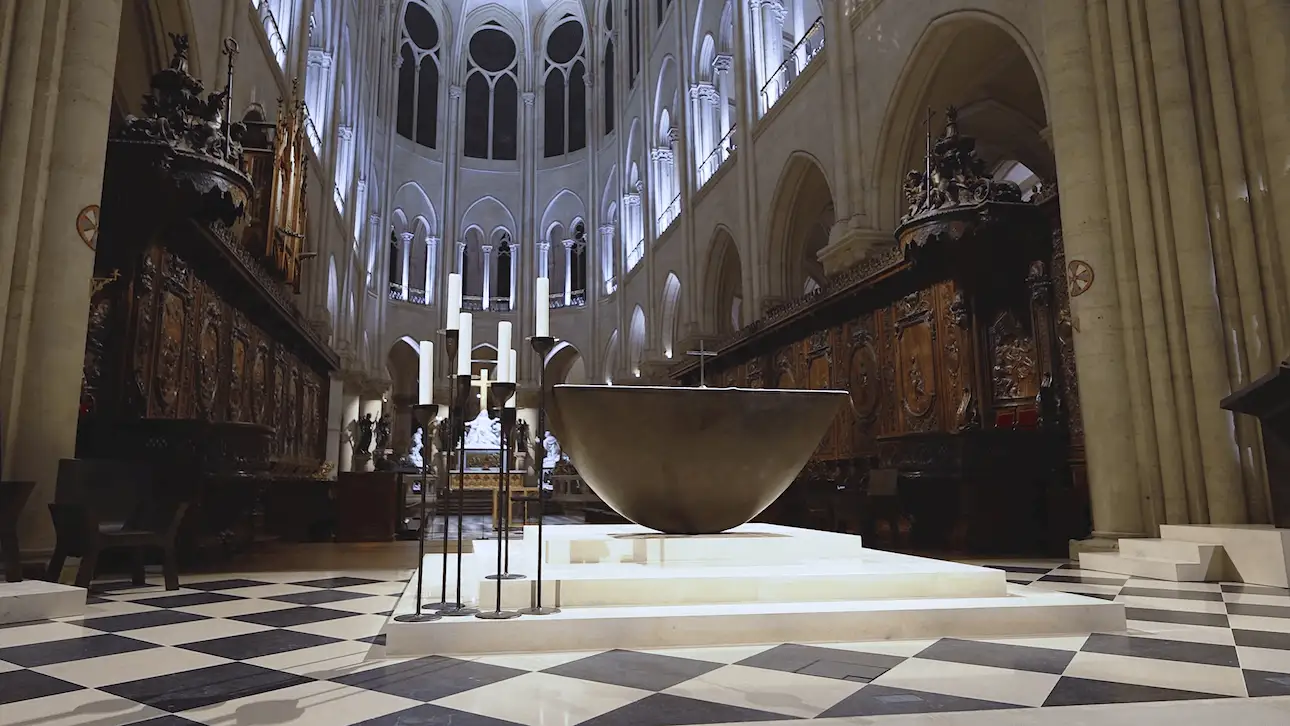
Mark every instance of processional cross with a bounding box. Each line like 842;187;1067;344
685;341;718;388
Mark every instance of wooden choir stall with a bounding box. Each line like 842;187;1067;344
73;36;339;561
673;108;1091;555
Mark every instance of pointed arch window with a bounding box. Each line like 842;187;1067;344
396;2;441;148
602;4;616;135
628;0;641;86
463;24;519;160
543;18;587;157
496;233;513;303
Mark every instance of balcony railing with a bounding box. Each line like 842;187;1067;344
462;295;512;313
549;290;587;309
656;193;682;233
627;240;644;270
257;3;288;70
388;282;404;301
604;276;618;295
698;124;737;188
759;19;826;115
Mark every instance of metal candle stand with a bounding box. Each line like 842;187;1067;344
477;381;520;620
429;329;461;612
393;402;441;623
439;373;479;617
519;335;560;616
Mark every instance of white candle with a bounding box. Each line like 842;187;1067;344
417;340;433;404
446;273;462;330
457;312;472;375
535;277;550;337
496;321;512;382
506;349;518;407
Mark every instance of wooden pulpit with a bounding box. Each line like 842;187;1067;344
1222;359;1290;527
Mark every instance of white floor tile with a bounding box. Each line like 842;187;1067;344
1124;579;1222;593
33;646;230;688
122;617;273;646
243;639;376;675
179;678;420;726
1063;650;1248;697
173;597;301;619
1026;580;1122;597
976;634;1091;652
871;656;1058;707
664;663;863;718
433;671;650;726
0;621;95;648
636;644;777;664
1223;592;1290;607
821;639;940;658
220;583;319;599
317;595;399;615
1229;613;1290;634
1125;621;1235;647
0;658;18;673
471;650;604;671
1117;594;1229;615
286;613;387;640
1;688;167;726
1237;645;1290;674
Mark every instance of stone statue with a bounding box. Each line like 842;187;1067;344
513;419;532;459
374;414;391;452
463;409;501;449
408;429;424;469
357;414;374;454
542;430;562;471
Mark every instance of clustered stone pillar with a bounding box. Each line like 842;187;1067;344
399;231;413;299
1043;0;1289;550
338;390;361;473
0;0;125;554
563;240;575;305
481;243;493;309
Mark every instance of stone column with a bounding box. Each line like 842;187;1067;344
481;244;493;309
399;231;412;299
426;235;438;304
538;240;551;279
1042;0;1145;546
748;0;767;111
600;224;616;293
324;373;344;478
563;240;574;305
508;244;518;309
338;389;361;472
713;54;734;139
4;0;124;552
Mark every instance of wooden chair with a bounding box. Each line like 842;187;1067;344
0;480;35;582
47;499;189;590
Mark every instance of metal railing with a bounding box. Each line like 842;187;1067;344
388;282;405;301
627;241;644;270
759;19;825;115
656;193;682;233
549;290;587;309
698;124;737;188
604;276;618;295
257;3;288;70
304;107;323;153
461;295;512;313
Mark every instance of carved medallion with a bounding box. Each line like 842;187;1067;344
154;291;185;416
1067;259;1094;297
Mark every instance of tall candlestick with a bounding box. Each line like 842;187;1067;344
496;322;512;382
418;340;433;404
446;273;462;330
535;277;550;337
506;348;518;407
457;313;473;375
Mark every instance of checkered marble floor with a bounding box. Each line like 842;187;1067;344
4;561;1290;726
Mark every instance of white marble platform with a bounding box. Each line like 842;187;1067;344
386;524;1124;656
0;579;87;625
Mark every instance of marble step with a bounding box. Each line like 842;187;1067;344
1119;538;1221;566
1078;546;1220;582
386;586;1126;656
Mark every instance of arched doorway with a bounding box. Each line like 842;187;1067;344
766;154;834;300
703;227;743;335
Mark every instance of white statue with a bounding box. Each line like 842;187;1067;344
408;429;424;468
463;409;502;450
542;430;562;471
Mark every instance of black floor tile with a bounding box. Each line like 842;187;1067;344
101;661;311;712
292;577;384;589
737;643;905;682
544;650;722;691
184;579;273;591
0;633;157;667
130;717;205;726
1037;573;1128;587
359;633;387;646
334;656;524;701
1222;583;1290;596
231;606;355;628
987;565;1057;574
131;592;244;609
1244;669;1290;697
821;684;1020;717
0;669;83;705
1044;676;1229;706
1226;602;1290;620
77;609;209;633
352;703;523;725
1233;629;1290;651
580;692;782;726
267;590;375;606
1081;633;1240;667
1125;607;1230;629
914;637;1075;675
180;629;342;660
1118;586;1225;602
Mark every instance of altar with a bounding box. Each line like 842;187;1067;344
442;389;531;531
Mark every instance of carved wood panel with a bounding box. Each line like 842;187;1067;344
807;330;833;459
894;291;939;433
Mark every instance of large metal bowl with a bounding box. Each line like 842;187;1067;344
547;385;850;534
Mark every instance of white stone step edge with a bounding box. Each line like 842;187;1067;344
1078;551;1217;582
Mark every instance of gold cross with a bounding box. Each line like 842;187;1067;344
469;368;491;408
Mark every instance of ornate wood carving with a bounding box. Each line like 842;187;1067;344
988;310;1038;403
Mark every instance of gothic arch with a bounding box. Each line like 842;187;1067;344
871;11;1050;231
545;341;587;386
628;304;647;377
660;272;682;358
702;225;743;335
765;151;834;300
